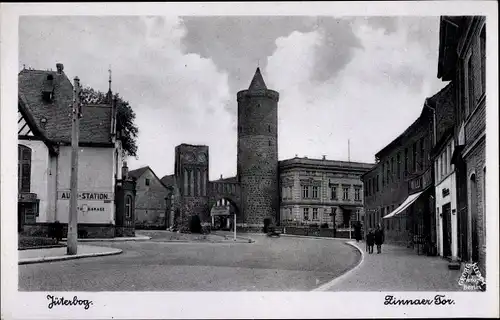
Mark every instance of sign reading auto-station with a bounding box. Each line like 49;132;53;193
58;191;114;201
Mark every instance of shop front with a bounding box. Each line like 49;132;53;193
383;168;435;255
18;192;39;232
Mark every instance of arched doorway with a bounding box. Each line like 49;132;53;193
210;198;239;231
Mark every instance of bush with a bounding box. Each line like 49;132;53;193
320;223;329;229
189;215;202;234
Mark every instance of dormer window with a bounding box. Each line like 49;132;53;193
42;74;55;102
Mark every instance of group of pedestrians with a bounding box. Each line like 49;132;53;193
352;221;385;254
366;224;385;254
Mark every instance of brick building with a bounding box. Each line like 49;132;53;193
279;157;373;228
128;166;172;229
17;63;135;238
363;83;455;252
438;16;486;275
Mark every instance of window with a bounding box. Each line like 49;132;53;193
312;208;318;220
382;163;385;186
302;185;310;199
404;148;409;176
391;157;395;182
268;140;271;146
343;187;349;200
18;145;32;193
145;178;150;186
397;153;401;180
386;161;390;183
376;175;379;192
303;208;309;221
420;138;425;170
355;188;361;201
125;195;133;219
412;142;417;172
480;26;486;93
330;186;337;200
466;54;474;117
268;125;271;133
312;186;319;199
444;148;448;176
440;153;444;179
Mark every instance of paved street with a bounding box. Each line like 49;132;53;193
325;241;463;291
19;234;360;291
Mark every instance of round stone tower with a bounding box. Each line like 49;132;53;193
237;68;279;227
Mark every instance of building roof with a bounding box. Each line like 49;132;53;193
279;157;374;172
213;176;238;183
160;174;175;187
248;67;267;91
374;83;453;159
128;166;151;180
129;166;171;189
18;67;113;145
437;16;468;81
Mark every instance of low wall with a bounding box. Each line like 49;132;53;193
283;227;363;239
21;223;117;238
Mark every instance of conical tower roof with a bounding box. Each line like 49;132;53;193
248;67;267;90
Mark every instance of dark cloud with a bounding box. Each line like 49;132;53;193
311;17;362;83
180;16;362;90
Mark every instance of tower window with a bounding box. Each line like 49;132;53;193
268;125;271;132
269;140;271;146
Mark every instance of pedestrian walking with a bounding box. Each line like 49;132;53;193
374;223;385;254
366;229;375;254
354;221;362;242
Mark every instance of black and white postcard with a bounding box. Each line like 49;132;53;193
1;2;498;319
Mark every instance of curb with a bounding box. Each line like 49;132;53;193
61;236;151;242
279;234;352;241
312;241;365;291
19;248;123;265
145;239;254;244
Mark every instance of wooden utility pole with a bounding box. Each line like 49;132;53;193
67;76;81;255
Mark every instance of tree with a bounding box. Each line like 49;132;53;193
79;87;139;158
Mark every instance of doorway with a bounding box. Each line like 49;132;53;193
442;203;452;258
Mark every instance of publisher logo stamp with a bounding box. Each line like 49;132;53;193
458;262;486;291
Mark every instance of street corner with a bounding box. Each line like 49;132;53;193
18;245;123;265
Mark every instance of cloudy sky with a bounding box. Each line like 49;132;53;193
19;15;448;180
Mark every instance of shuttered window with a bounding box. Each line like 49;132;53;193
18;145;31;193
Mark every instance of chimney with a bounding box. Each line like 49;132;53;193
322;155;326;160
122;161;129;180
56;63;64;74
220;174;223;180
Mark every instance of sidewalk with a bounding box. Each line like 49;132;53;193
19;245;122;265
316;241;463;291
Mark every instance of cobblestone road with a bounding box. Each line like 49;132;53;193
19;235;360;291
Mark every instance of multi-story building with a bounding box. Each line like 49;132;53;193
362;106;434;248
17;63;135;238
437;16;486;275
363;83;455;252
279;156;373;227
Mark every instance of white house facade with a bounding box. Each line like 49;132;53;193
434;136;458;260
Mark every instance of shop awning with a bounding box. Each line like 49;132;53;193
383;188;429;219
